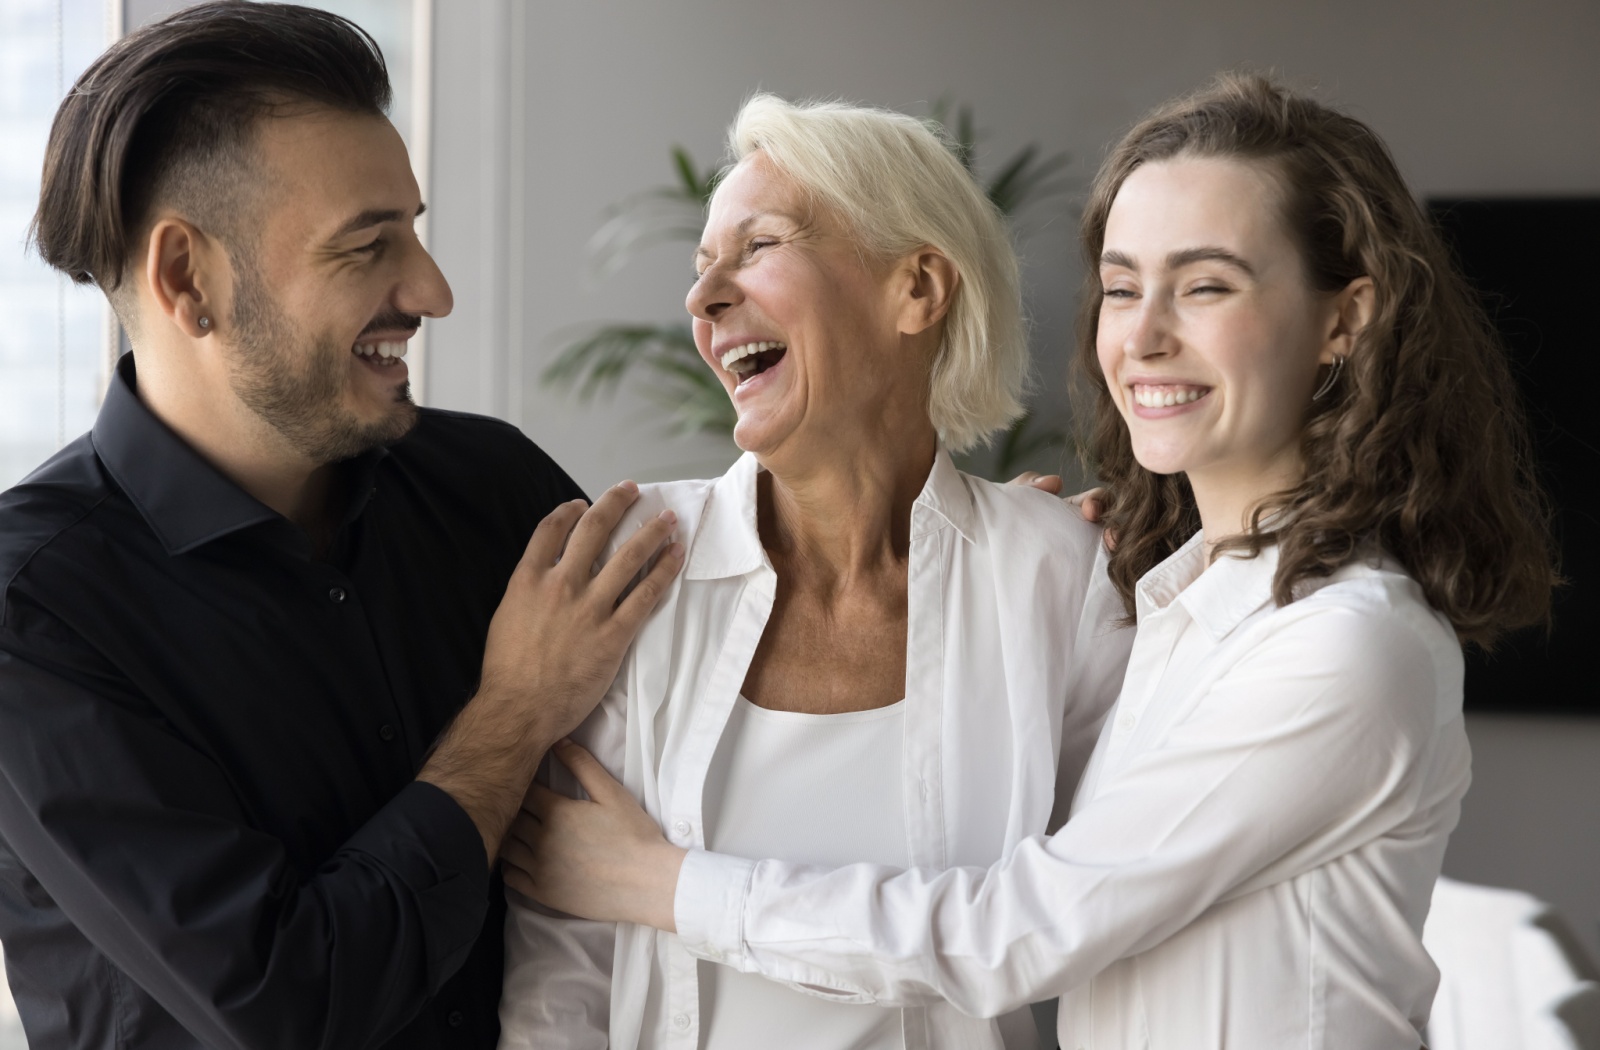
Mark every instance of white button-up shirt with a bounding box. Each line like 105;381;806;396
497;450;1131;1050
674;531;1470;1050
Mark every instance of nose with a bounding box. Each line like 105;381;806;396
1122;297;1173;361
686;260;740;323
397;236;454;320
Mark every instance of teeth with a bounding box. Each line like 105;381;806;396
1132;385;1206;408
720;340;786;374
354;341;409;362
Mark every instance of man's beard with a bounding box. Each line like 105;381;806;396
226;259;419;464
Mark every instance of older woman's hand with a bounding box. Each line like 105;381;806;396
500;740;687;931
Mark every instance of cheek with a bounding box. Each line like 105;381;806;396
1095;314;1123;394
692;318;717;370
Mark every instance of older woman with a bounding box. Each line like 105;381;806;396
509;75;1557;1049
495;96;1131;1049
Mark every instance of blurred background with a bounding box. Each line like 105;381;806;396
2;0;1597;1046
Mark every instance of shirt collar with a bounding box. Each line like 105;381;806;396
682;447;977;581
1136;530;1281;641
91;353;387;556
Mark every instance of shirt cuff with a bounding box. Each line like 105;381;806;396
674;849;756;968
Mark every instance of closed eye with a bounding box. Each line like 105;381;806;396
352;237;386;257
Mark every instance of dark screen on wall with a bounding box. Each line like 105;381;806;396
1428;198;1597;714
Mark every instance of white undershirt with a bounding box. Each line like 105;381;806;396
698;696;909;1050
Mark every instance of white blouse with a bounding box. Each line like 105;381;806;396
674;532;1471;1050
700;697;909;1050
496;450;1132;1050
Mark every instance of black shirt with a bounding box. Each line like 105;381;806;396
0;355;585;1049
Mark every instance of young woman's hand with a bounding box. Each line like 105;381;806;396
501;740;686;931
1009;473;1110;530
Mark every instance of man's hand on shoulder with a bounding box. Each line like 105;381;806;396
418;481;683;864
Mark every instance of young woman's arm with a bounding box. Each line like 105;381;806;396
518;591;1464;1018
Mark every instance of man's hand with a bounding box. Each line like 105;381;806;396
418;482;683;864
501;740;685;932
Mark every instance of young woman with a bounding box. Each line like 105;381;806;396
505;75;1557;1049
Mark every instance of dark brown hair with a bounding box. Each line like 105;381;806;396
30;1;391;299
1076;73;1556;647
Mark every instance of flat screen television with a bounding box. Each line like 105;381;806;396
1427;198;1597;714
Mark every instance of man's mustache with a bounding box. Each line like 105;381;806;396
359;311;423;337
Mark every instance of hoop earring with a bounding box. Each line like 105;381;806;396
1312;355;1345;401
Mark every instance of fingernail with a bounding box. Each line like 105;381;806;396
658;510;677;524
667;541;684;559
617;480;638;493
557;737;574;748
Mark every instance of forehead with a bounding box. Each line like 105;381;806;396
251;108;418;234
1104;155;1289;258
704;152;810;232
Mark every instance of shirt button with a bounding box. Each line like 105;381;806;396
1116;711;1137;733
328;586;347;603
447;1010;464;1028
379;724;397;742
673;1013;691;1030
672;819;691;838
703;947;723;961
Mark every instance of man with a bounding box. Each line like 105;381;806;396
0;4;679;1047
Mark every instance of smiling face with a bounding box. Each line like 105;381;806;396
1096;155;1344;529
219;107;451;462
687;153;932;462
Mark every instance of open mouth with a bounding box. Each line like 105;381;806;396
1131;383;1209;409
353;341;409;368
720;340;788;382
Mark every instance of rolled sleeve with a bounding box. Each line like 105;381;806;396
345;780;490;990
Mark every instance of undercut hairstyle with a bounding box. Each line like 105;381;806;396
727;94;1027;454
1076;73;1557;647
29;1;391;318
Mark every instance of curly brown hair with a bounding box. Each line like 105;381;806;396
1076;73;1556;647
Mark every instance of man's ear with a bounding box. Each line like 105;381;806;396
143;217;226;339
1321;275;1376;363
895;247;960;337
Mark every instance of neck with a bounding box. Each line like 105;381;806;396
133;348;336;535
758;425;938;582
1189;455;1304;555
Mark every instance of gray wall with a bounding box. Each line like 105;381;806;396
427;0;1600;490
426;0;1600;963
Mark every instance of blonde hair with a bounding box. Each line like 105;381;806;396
725;93;1027;453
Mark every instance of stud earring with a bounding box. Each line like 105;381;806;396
197;316;211;330
1312;355;1345;401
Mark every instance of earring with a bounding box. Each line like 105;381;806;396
197;316;211;330
1312;354;1345;401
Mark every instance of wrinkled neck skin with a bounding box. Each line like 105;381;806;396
756;410;939;587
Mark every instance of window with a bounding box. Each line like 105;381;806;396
0;0;116;491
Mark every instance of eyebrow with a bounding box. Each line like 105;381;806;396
1100;246;1257;278
328;202;427;242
